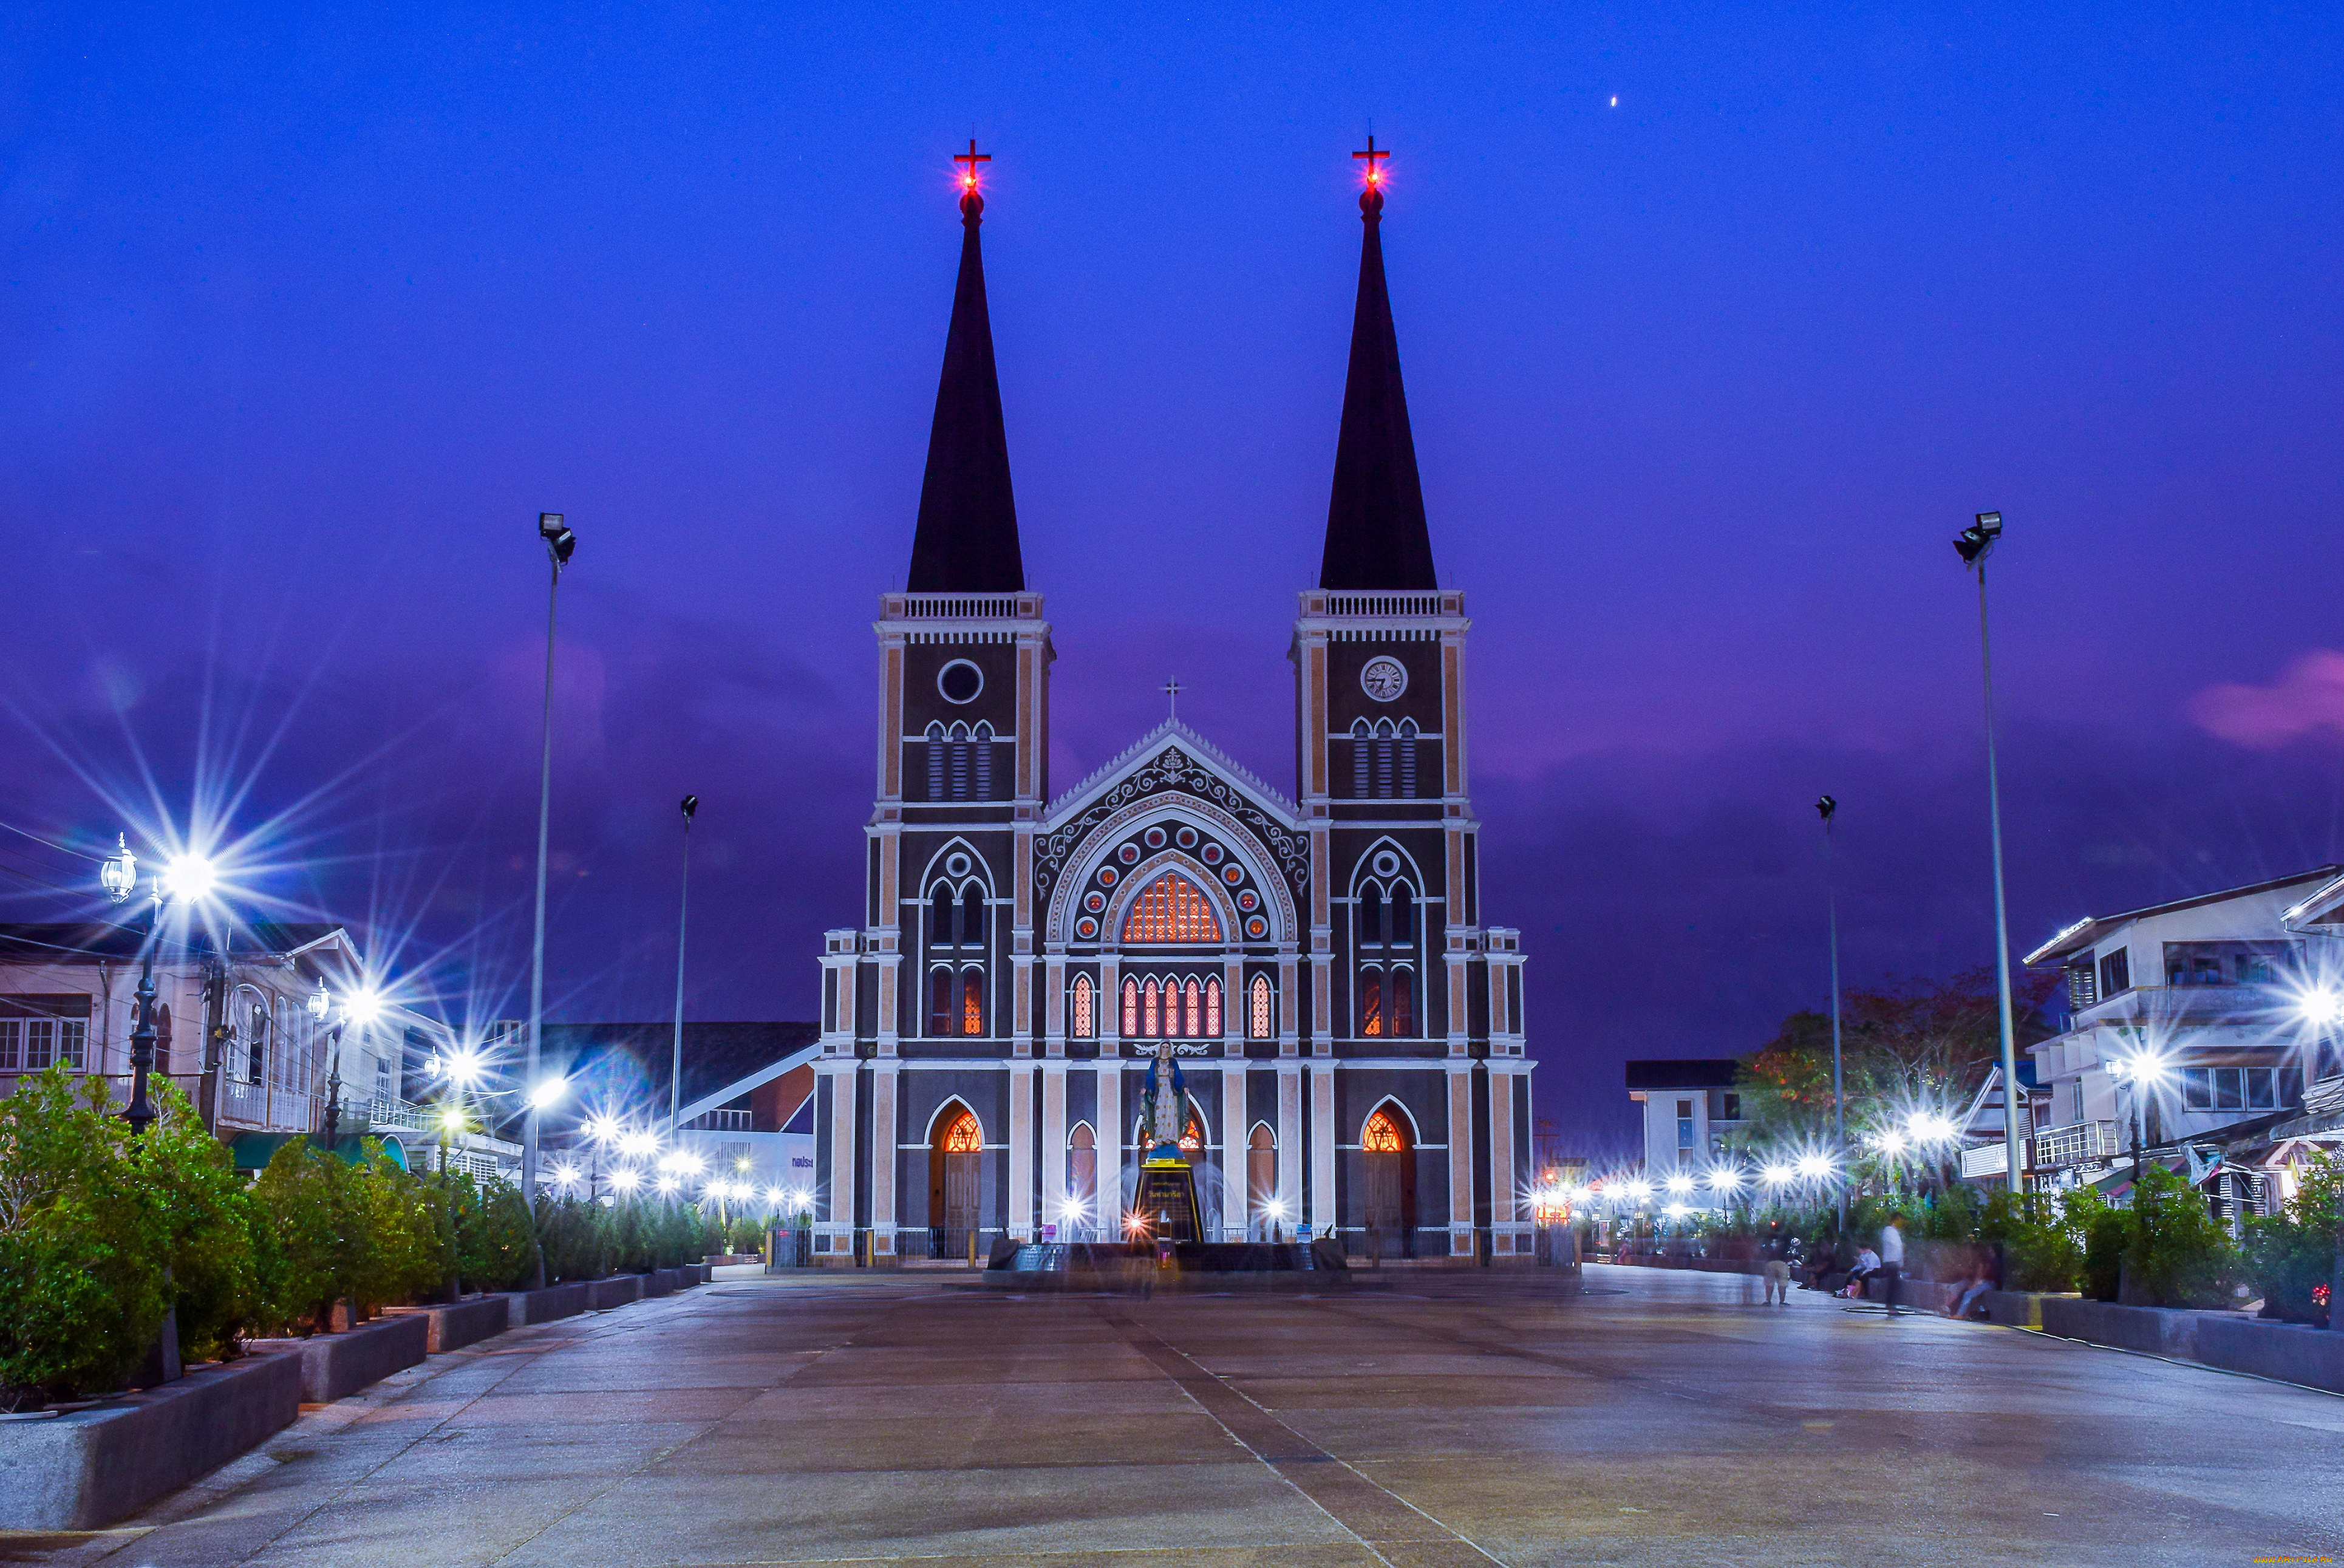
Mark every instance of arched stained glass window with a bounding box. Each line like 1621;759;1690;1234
1391;969;1413;1037
943;1110;983;1152
1143;978;1160;1038
1360;972;1383;1037
1205;977;1222;1038
1123;978;1139;1037
1250;975;1273;1040
1120;872;1223;943
1071;974;1095;1038
961;970;983;1036
1363;1110;1404;1153
930;969;954;1036
1183;979;1201;1038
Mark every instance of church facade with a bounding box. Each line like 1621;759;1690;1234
810;154;1533;1264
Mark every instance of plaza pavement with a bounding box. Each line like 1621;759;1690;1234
14;1263;2344;1567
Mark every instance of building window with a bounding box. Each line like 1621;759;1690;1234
1249;975;1273;1040
1389;969;1412;1036
1121;873;1222;943
930;969;954;1035
1068;1123;1096;1218
1722;1092;1741;1121
1123;978;1139;1037
926;723;946;799
25;1020;55;1071
960;970;984;1036
2098;948;2131;998
1360;972;1383;1037
1205;978;1222;1038
1143;978;1160;1038
1362;1110;1403;1153
1071;975;1095;1038
1182;978;1201;1037
1507;967;1522;1033
1676;1099;1695;1148
1397;719;1418;797
1351;720;1371;799
972;722;993;799
248;1000;269;1084
0;1020;17;1071
943;1110;982;1153
2065;958;2097;1012
2182;1066;2279;1112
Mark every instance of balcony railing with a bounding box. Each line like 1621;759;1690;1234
685;1108;752;1133
881;592;1040;621
2034;1120;2122;1168
217;1079;318;1134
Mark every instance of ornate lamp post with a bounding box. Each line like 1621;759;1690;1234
98;837;161;1135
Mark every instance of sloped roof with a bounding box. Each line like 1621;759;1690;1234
1320;185;1437;591
0;921;350;964
2023;866;2343;965
537;1020;819;1123
1046;718;1300;822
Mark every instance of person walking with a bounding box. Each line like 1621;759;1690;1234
1759;1219;1793;1306
1878;1210;1907;1317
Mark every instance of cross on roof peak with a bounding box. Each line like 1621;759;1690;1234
1161;677;1184;720
1352;134;1390;185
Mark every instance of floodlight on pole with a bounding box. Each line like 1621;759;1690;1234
1956;509;2025;1194
523;510;573;1286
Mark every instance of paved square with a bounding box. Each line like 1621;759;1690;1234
24;1266;2344;1566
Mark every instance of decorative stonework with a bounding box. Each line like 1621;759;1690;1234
1036;745;1309;905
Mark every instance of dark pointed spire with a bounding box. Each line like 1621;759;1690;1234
907;143;1025;593
1319;140;1437;591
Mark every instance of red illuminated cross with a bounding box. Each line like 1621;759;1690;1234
1352;135;1389;187
955;138;990;193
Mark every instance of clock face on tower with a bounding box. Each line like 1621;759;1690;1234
1360;656;1408;701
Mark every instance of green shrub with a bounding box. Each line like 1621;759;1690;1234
2081;1196;2130;1302
538;1195;607;1283
1978;1189;2085;1293
353;1144;440;1309
726;1215;763;1255
0;1069;172;1406
251;1138;370;1333
139;1084;257;1361
455;1176;538;1292
2243;1154;2341;1324
2124;1165;2238;1308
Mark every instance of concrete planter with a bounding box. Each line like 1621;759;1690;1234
505;1282;589;1327
1978;1291;2344;1396
585;1275;643;1311
641;1269;674;1298
0;1350;302;1530
384;1296;509;1354
247;1312;429;1404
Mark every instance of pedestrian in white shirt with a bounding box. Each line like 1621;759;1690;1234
1879;1212;1907;1317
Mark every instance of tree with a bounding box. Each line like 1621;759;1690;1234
1734;965;2061;1162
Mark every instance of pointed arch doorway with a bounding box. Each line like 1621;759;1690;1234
930;1106;983;1263
1361;1106;1416;1259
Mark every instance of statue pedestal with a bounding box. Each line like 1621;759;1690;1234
1133;1151;1201;1244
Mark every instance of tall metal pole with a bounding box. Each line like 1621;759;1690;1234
525;514;574;1266
670;795;698;1137
1818;796;1845;1227
1969;530;2025;1194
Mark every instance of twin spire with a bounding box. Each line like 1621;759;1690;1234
904;142;1437;594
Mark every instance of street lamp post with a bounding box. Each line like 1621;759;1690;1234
100;836;161;1136
1817;795;1846;1229
525;511;576;1281
1955;511;2025;1195
670;795;698;1138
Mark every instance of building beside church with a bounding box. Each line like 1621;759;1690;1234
811;154;1533;1264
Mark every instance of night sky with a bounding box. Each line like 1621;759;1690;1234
4;5;2341;1151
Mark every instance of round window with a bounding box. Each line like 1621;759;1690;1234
1222;865;1244;885
1236;889;1259;912
1143;826;1167;849
947;853;972;878
1118;842;1140;864
1083;891;1106;913
1076;917;1099;940
1245;916;1267;939
1200;842;1223;864
938;660;984;704
1373;851;1400;876
1174;825;1198;849
1097;865;1118;886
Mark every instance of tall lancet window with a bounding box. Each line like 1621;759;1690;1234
1121;873;1223;943
972;721;994;799
1183;978;1201;1038
1250;975;1273;1040
1205;977;1222;1038
1398;719;1419;797
1143;978;1161;1038
1351;719;1371;799
927;723;947;800
961;970;984;1036
1123;978;1139;1037
1071;974;1095;1038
